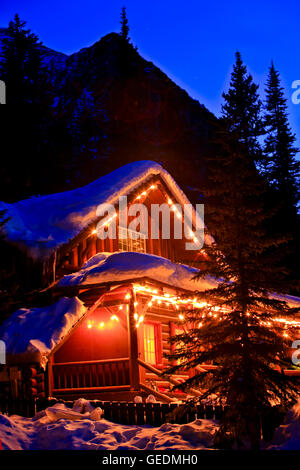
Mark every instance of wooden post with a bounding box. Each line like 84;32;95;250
127;287;140;391
138;325;146;384
47;355;54;397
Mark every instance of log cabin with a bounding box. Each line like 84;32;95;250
0;160;299;403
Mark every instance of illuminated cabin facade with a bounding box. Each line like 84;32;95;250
1;161;217;402
46;161;211;402
1;160;300;403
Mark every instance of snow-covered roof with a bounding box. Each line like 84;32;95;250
57;251;216;292
0;160;197;259
57;251;300;307
0;297;86;368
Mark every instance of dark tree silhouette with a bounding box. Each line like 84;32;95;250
0;14;45;105
166;127;299;449
222;51;264;163
120;6;130;42
0;14;54;201
263;62;299;208
262;63;300;293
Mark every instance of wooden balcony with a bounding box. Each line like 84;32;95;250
52;358;130;393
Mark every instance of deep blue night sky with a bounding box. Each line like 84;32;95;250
1;0;299;146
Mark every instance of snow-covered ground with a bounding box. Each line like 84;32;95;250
0;399;217;450
264;398;300;450
1;397;300;450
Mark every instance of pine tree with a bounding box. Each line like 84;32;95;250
120;6;130;42
166;127;299;449
263;63;300;292
263;62;299;208
222;51;264;162
0;14;45;105
0;14;53;200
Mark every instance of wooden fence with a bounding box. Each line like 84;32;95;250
0;396;224;425
0;397;285;441
0;397;37;417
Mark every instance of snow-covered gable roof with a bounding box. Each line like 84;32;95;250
0;297;87;368
58;251;216;292
0;160;197;259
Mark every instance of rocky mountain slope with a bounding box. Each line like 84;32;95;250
0;30;218;202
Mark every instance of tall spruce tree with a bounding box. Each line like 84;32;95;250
120;6;130;42
263;62;299;208
263;63;300;291
0;14;53;200
0;14;45;105
166;127;299;449
222;52;264;162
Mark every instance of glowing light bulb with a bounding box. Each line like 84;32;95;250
125;293;131;300
179;314;184;321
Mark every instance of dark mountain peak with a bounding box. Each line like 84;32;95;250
0;26;217;203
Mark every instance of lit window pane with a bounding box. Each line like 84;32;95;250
118;227;146;253
144;324;156;364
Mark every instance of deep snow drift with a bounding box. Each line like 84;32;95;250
0;399;217;450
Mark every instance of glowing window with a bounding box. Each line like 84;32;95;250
144;323;156;365
118;227;146;253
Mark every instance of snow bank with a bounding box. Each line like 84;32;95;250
0;297;86;368
266;398;300;450
0;160;199;259
0;399;218;450
58;251;216;291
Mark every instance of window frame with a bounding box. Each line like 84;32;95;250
143;321;162;367
118;226;147;253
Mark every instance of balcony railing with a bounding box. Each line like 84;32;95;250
52;358;130;392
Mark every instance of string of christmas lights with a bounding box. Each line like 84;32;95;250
89;182;202;244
